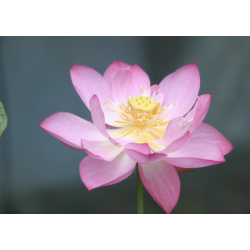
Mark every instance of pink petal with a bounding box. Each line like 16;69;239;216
166;143;226;168
160;131;191;153
70;65;113;109
185;94;212;133
40;112;106;149
139;160;180;213
155;117;191;146
159;63;200;119
111;64;151;104
150;85;165;102
103;61;131;87
111;68;133;104
89;95;110;138
89;95;134;146
124;143;167;164
129;64;151;92
79;152;136;191
190;122;234;155
126;143;151;154
174;166;194;172
61;141;84;151
81;139;125;162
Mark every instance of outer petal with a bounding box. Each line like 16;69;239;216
139;160;180;214
155;117;192;146
185;94;212;133
111;64;151;104
166;143;226;168
70;65;113;110
174;166;193;173
189;122;234;155
40;112;106;150
124;143;167;164
79;152;136;191
81;139;125;162
103;61;131;87
159;63;200;119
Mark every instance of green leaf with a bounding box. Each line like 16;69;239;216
0;101;7;137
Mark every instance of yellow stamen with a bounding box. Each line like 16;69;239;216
103;93;175;146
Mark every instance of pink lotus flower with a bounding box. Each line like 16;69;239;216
40;61;233;213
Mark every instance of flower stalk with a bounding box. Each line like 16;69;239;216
137;163;143;214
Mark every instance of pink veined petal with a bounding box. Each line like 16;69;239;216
81;139;125;162
126;143;151;154
111;68;132;104
102;104;125;128
79;152;136;191
40;112;107;149
139;160;181;214
103;61;131;87
111;64;151;104
155;117;192;146
159;63;200;119
89;95;134;146
70;65;113;110
185;94;212;133
61;141;84;151
124;143;167;164
159;131;191;154
174;166;194;173
89;95;111;138
166;143;226;168
190;122;234;155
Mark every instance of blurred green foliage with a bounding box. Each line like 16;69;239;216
0;102;7;137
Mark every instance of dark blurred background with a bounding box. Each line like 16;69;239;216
0;37;249;214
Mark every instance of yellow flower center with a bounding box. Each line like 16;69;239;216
129;95;157;114
104;92;176;148
116;95;166;129
103;85;176;149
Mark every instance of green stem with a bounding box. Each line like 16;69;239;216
137;163;143;214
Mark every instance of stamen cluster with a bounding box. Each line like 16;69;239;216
115;95;167;128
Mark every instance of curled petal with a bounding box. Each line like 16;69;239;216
40;112;106;149
89;95;134;145
79;152;136;191
89;95;111;138
139;160;180;213
186;94;212;133
150;85;165;102
124;143;167;164
70;65;112;109
159;63;200;119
